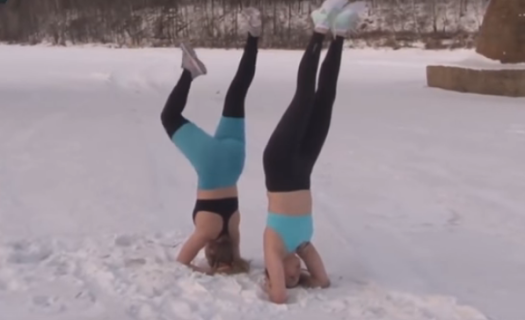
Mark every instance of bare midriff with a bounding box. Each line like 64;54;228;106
196;186;238;200
267;190;312;215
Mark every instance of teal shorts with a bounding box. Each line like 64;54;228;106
266;212;313;253
172;116;245;190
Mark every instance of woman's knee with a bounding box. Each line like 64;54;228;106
161;111;188;138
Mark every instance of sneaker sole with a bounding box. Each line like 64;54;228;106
180;43;207;75
312;1;348;30
345;1;367;14
321;0;349;11
241;9;262;31
337;1;367;19
332;1;367;33
321;0;349;17
311;10;335;32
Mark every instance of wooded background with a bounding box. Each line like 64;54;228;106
0;0;488;48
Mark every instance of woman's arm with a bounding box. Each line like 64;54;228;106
263;228;288;303
264;248;288;303
176;230;213;274
216;223;250;274
296;242;330;288
229;222;242;260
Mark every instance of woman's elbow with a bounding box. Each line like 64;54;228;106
320;278;331;289
269;292;288;304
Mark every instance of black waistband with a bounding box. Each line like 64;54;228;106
192;197;239;237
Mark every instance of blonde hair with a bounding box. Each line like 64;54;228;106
280;269;311;288
204;235;250;275
265;268;310;288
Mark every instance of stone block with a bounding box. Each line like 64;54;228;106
426;65;525;97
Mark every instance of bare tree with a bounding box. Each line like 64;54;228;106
0;0;487;49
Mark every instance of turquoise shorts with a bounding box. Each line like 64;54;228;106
266;212;313;253
171;116;245;190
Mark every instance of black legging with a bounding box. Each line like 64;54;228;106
161;35;259;138
263;33;344;192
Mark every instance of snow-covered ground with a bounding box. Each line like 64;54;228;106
0;45;524;320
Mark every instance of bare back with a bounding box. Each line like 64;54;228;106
197;185;238;200
267;190;312;215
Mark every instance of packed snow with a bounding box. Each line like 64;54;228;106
0;45;524;320
442;52;525;70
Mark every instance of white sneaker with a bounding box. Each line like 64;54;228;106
311;0;349;33
239;7;262;37
180;42;207;79
332;1;367;37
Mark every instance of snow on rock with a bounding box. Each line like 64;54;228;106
446;52;525;70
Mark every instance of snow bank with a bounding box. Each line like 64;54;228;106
0;234;489;320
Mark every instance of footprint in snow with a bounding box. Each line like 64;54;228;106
29;295;66;314
7;240;53;265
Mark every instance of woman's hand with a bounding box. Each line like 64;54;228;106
262;277;271;294
188;264;214;275
296;242;330;288
299;272;330;288
214;263;233;274
211;258;250;275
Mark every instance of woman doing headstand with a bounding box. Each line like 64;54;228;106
262;0;365;303
160;8;262;275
